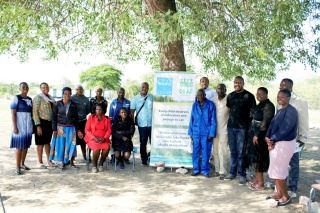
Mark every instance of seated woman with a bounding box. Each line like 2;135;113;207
112;107;135;169
84;104;111;173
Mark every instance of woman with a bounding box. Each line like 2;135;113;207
84;104;111;173
245;87;275;190
10;82;33;175
33;82;56;169
265;89;298;206
90;86;108;115
49;87;83;169
112;107;135;169
188;89;217;178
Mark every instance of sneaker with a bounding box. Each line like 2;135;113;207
224;174;236;181
141;161;148;166
219;174;226;180
98;166;104;172
92;167;98;173
239;177;247;185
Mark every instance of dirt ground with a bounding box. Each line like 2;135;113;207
0;98;319;213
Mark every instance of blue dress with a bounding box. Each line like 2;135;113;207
10;95;33;149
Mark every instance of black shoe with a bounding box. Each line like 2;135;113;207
191;172;200;176
141;161;148;166
203;174;211;178
277;198;292;206
124;159;130;165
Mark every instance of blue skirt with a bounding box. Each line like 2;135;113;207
10;112;33;149
49;126;77;163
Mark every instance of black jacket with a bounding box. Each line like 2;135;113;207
52;99;79;131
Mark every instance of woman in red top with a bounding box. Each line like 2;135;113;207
84;104;111;173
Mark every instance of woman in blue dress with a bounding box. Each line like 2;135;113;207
10;82;33;175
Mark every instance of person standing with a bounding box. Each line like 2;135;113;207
109;87;131;125
10;82;33;175
245;87;275;190
198;77;217;100
265;89;298;206
279;78;309;193
33;82;56;169
90;86;108;115
50;87;83;169
211;84;230;180
189;89;217;177
130;82;153;166
224;76;256;185
71;84;91;162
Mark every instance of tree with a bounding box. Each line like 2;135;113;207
79;64;122;90
0;1;319;80
122;79;140;99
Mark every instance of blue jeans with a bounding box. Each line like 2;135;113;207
138;126;152;163
227;128;246;178
288;152;299;192
192;135;213;175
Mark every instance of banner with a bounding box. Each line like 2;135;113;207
150;71;195;168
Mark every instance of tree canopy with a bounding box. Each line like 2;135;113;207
79;64;122;90
0;0;319;80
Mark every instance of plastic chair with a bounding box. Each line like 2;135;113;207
114;146;137;172
0;192;6;213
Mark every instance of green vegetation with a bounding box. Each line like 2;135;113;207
79;64;123;90
0;1;319;79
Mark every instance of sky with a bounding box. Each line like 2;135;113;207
0;51;319;87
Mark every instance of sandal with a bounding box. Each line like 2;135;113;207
59;164;66;170
248;184;265;191
39;164;47;169
266;195;280;201
15;170;22;175
277;197;292;206
47;162;57;167
70;165;78;169
21;165;31;170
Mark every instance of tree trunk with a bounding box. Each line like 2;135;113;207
144;0;186;71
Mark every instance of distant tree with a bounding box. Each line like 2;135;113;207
123;79;140;99
80;64;122;90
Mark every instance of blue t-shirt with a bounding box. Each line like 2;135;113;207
130;94;153;127
109;98;131;125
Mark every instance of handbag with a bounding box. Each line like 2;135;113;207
134;96;148;126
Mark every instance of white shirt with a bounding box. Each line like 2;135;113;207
212;95;229;135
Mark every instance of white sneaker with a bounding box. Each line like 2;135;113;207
98;166;104;172
92;167;98;173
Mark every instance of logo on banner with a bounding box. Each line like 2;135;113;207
156;78;173;96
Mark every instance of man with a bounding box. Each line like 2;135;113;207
188;89;217;178
224;76;256;185
199;77;217;100
71;84;91;162
279;78;309;193
109;87;131;125
130;82;153;166
211;84;230;180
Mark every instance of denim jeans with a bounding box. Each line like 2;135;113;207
288;152;299;192
138;126;152;163
227;127;246;178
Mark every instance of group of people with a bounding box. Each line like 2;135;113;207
10;82;153;174
10;76;308;207
188;76;308;207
